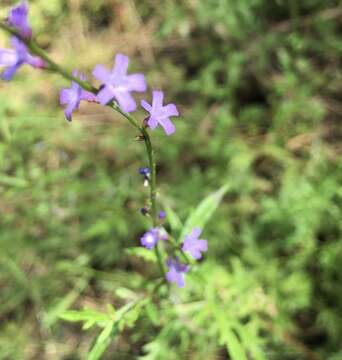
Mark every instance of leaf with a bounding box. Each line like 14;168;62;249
87;320;115;360
0;174;28;188
44;278;88;327
223;329;248;360
60;308;111;327
125;247;157;263
161;201;183;232
179;184;229;241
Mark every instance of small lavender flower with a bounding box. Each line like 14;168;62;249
60;72;96;121
138;167;150;176
0;37;44;81
138;167;150;186
93;53;147;112
140;228;159;249
166;257;189;288
182;227;208;260
7;1;32;39
141;90;179;136
159;210;166;220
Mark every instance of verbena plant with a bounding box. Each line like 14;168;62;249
0;2;228;359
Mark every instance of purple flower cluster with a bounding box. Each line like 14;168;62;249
3;2;179;134
1;3;44;80
141;224;208;288
1;2;208;290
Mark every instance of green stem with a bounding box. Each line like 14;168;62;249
0;21;166;279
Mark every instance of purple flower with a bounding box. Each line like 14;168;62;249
182;228;208;260
140;228;159;250
60;72;96;121
93;53;147;112
0;37;44;81
138;167;150;176
141;90;179;136
166;257;189;288
7;1;32;39
159;210;166;220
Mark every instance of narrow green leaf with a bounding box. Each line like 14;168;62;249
87;321;115;360
125;247;157;263
224;329;248;360
179;184;229;241
60;309;109;325
162;202;183;231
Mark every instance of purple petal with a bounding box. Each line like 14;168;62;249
190;227;202;240
159;117;175;136
127;73;147;92
114;90;137;112
8;1;32;39
60;89;71;105
197;239;208;251
2;64;20;81
81;90;97;102
164;103;179;117
64;104;74;122
113;53;129;76
141;99;152;112
92;64;111;84
96;86;115;105
152;90;164;108
0;48;17;67
147;115;159;130
26;54;45;68
11;36;28;58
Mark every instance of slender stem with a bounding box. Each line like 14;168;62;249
0;21;166;279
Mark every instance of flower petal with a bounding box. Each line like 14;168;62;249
2;64;20;81
159;117;175;135
114;90;137;112
127;73;147;92
60;89;71;105
191;227;202;239
147;115;159;130
152;90;164;108
81;90;97;102
96;86;115;105
164;103;179;117
92;64;111;84
141;99;152;112
64;104;74;122
0;48;17;67
197;239;208;251
113;53;129;76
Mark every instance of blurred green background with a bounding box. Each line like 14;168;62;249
0;0;342;359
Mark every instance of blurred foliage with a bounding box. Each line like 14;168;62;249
0;0;342;359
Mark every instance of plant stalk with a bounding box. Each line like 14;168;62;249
0;21;166;279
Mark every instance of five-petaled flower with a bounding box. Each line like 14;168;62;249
140;228;160;250
0;37;44;81
182;227;208;260
7;1;32;39
141;90;179;136
93;53;146;112
60;72;96;121
166;257;189;288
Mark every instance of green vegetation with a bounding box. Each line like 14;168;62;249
0;0;341;359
